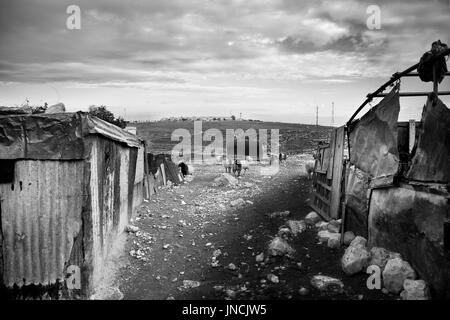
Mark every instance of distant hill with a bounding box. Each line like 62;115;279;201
135;120;332;155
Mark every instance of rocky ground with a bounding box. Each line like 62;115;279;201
107;154;396;300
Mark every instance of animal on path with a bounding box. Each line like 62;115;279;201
305;160;315;180
232;159;243;176
279;153;287;163
224;158;233;173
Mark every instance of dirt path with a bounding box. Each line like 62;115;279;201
113;155;393;300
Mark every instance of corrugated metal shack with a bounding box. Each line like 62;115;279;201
0;112;145;298
310;46;450;298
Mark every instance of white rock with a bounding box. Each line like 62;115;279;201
183;280;201;289
341;237;370;275
315;221;328;230
349;236;367;248
90;287;123;300
287;220;306;236
327;234;341;249
267;274;279;284
310;275;344;294
126;225;139;233
230;198;246;207
343;231;355;246
382;258;416;294
369;247;400;270
255;252;265;263
305;211;321;225
268;210;290;218
327;223;340;233
214;173;238;186
400;279;430;300
277;227;292;238
268;237;295;257
318;230;339;243
227;263;238;271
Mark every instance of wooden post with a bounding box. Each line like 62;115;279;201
409;120;416;154
160;163;166;186
329;126;345;219
433;62;439;96
340;160;349;245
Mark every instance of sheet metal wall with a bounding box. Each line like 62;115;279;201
0;160;84;287
88;138;140;287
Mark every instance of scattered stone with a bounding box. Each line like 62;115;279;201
341;236;370;275
214;173;238;186
298;287;309;296
230;198;246;207
382;258;416;294
212;249;222;258
268;237;295;257
225;289;236;299
213;285;224;292
255;253;265;263
327;223;340;233
287;220;306;236
369;247;394;270
400;280;430;300
343;231;355;246
126;225;139;233
182;280;201;289
310;275;344;294
90;287;124;300
277;227;292;238
305;211;321;225
349;236;367;247
267;274;279;284
318;230;339;243
315;221;328;230
327;234;341;249
227;263;238;271
400;279;430;300
268;210;290;218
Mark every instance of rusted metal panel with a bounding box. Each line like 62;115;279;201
407;96;450;183
0;113;85;160
0;112;143;161
0;160;84;287
368;186;449;297
349;86;400;186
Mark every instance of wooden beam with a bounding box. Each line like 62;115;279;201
373;91;450;98
402;72;450;77
409;120;416;154
329;126;345;219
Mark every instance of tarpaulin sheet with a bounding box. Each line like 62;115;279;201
407;96;450;182
0;112;143;160
349;85;400;185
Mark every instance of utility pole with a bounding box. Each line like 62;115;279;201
316;106;319;126
331;102;334;127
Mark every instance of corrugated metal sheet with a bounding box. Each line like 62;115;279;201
0;160;84;287
86;115;142;148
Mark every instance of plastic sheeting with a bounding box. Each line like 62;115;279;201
407;95;450;183
349;85;400;186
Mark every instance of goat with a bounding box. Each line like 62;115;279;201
224;158;233;173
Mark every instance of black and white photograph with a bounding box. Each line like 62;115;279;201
0;0;449;309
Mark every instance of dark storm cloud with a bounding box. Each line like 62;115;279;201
0;0;449;84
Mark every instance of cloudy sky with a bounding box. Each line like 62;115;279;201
0;0;449;125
